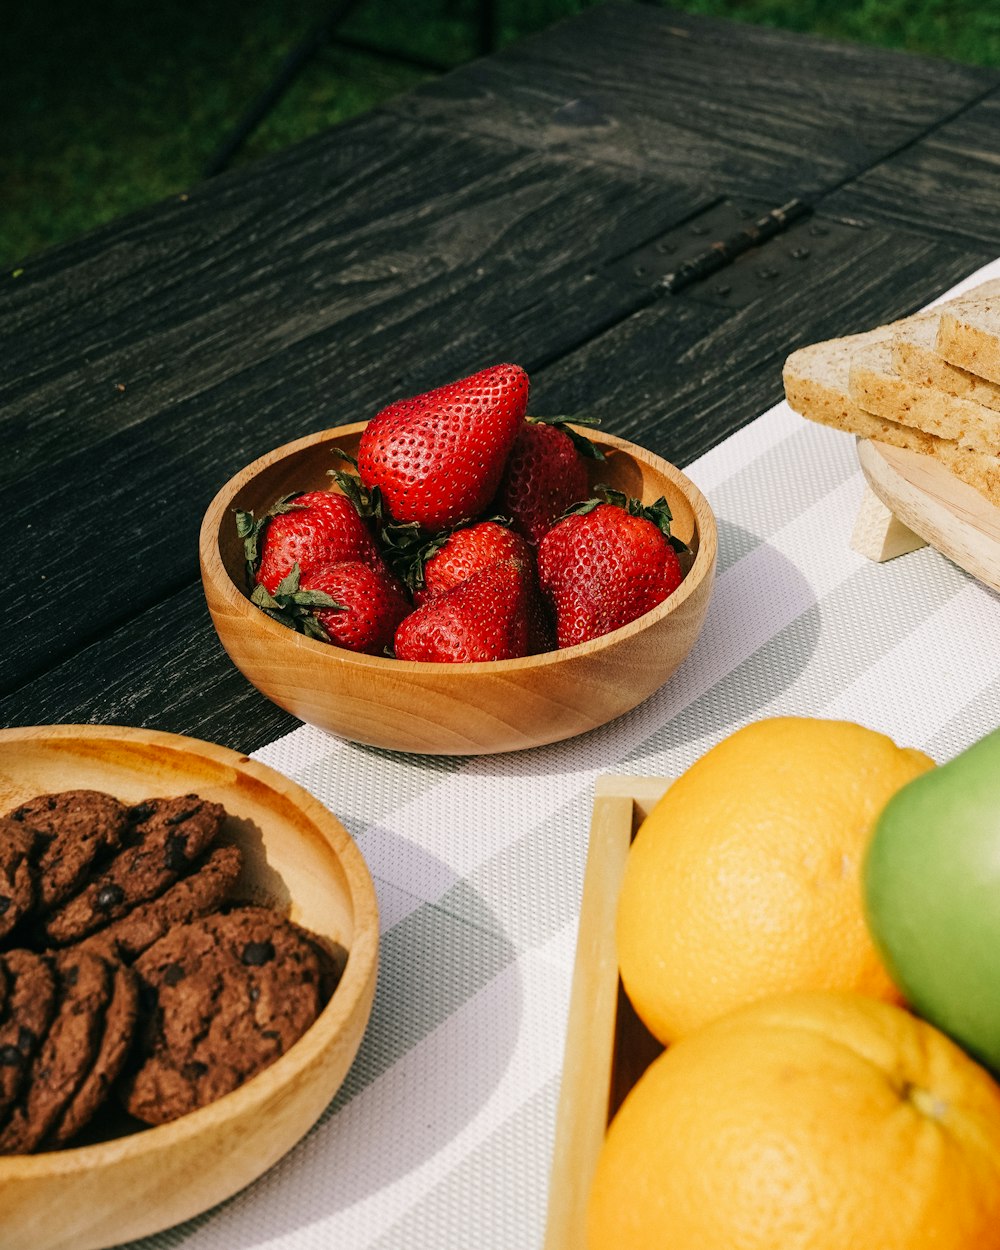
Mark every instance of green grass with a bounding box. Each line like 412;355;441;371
4;0;999;268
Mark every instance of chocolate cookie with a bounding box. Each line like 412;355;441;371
121;907;331;1126
46;960;138;1148
0;819;41;944
80;843;244;963
8;790;128;912
0;949;111;1153
0;950;58;1125
42;794;225;946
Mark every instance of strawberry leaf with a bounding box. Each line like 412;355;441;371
236;492;309;586
247;562;345;642
527;413;606;461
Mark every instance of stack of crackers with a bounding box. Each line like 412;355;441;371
782;278;1000;507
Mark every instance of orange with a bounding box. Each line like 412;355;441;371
616;716;933;1044
586;991;1000;1250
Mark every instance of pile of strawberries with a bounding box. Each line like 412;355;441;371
237;364;690;663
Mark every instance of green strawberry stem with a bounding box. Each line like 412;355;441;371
526;413;606;461
248;564;344;642
235;493;309;587
563;484;692;558
379;514;512;589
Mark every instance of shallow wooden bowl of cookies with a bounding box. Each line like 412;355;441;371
0;724;379;1250
200;422;717;755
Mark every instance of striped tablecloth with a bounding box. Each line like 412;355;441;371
127;262;1000;1250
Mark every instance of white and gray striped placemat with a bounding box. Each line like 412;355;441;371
128;261;1000;1250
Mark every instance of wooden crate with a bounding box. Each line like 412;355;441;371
543;775;671;1250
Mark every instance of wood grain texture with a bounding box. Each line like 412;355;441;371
544;775;669;1250
2;6;999;754
857;439;1000;590
0;122;707;490
0;725;379;1250
828;92;1000;247
1;133;710;696
0;584;299;756
200;425;717;755
385;3;999;200
534;225;991;468
1;227;988;746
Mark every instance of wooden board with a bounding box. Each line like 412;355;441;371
388;5;998;199
857;439;1000;591
544;775;670;1250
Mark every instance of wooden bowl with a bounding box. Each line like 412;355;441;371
200;422;717;755
0;724;379;1250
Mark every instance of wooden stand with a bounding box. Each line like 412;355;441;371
850;484;928;563
855;440;1000;591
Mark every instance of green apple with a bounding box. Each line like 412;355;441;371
863;725;1000;1072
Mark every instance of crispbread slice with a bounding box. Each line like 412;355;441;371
782;330;1000;507
849;340;1000;456
892;308;1000;414
936;282;1000;385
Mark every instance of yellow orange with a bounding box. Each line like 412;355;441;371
587;991;1000;1250
616;717;933;1044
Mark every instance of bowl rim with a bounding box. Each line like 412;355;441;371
0;722;379;1180
200;422;718;672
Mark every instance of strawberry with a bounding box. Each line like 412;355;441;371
250;561;411;655
356;363;529;533
496;415;603;545
409;521;535;605
237;490;384;595
537;488;688;648
394;558;535;663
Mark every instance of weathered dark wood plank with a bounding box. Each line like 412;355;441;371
0;118;709;490
533;223;992;469
3;5;998;744
825;90;1000;247
0;585;299;754
385;3;999;200
1;217;987;753
1;133;725;694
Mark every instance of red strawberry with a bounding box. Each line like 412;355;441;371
250;561;411;655
237;490;384;595
537;488;687;648
394;558;535;663
497;416;603;545
356;364;529;533
411;521;535;605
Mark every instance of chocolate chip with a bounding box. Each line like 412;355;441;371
182;1061;208;1080
127;802;156;824
241;940;275;967
164;834;189;871
96;883;125;910
63;963;80;986
16;1026;36;1054
162;963;185;986
0;1044;23;1065
166;808;199;826
0;896;10;915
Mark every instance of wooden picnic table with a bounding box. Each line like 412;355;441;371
4;7;1000;1248
2;2;999;748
